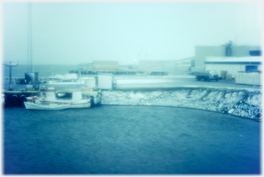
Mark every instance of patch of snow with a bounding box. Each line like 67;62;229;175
228;109;234;113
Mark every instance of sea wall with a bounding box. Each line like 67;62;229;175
101;88;262;121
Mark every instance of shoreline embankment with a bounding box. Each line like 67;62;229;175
101;87;262;121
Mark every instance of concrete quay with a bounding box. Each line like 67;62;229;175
103;75;262;121
3;74;262;121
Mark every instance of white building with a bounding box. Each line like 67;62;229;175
136;57;193;72
191;43;261;73
92;61;119;70
205;56;262;78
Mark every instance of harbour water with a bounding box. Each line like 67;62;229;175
4;106;260;174
2;65;261;174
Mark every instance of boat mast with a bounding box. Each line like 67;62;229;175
27;2;33;73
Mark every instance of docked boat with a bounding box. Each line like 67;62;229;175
25;87;91;109
24;101;70;110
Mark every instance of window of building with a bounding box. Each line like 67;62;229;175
249;50;261;56
246;65;258;72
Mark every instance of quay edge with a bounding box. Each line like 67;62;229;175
100;87;262;121
3;91;38;107
2;90;101;108
3;86;262;121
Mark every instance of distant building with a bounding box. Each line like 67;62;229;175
192;43;261;72
205;56;262;78
136;58;194;72
191;42;262;82
137;60;176;72
92;61;119;70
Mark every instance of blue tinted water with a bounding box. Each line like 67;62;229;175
3;106;260;174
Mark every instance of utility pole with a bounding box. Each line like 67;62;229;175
27;2;33;73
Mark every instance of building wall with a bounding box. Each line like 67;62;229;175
138;60;192;72
138;60;175;72
92;61;119;70
206;64;244;78
232;46;261;57
205;64;261;78
194;45;261;71
138;60;176;72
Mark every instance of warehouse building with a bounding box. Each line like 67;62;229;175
205;56;262;78
192;42;261;72
92;61;119;70
137;60;177;72
136;57;193;72
191;42;262;85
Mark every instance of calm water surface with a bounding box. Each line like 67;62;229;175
4;106;260;174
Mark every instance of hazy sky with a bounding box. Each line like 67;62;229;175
2;1;262;65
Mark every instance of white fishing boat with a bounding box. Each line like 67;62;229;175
25;87;91;109
24;101;70;110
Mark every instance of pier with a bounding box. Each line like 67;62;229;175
69;69;168;76
3;90;38;107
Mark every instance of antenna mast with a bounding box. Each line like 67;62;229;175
27;2;33;73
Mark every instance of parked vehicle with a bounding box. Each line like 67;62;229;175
195;70;219;81
48;74;78;82
62;74;78;82
49;74;64;81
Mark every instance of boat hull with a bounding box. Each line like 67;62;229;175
70;100;91;108
24;102;70;110
25;88;92;109
25;99;91;109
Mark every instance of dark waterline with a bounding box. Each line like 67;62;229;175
4;106;260;174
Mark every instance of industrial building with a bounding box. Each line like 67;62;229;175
205;56;261;78
135;57;193;72
191;42;262;84
92;61;119;71
192;42;261;72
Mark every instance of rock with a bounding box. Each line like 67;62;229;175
228;109;234;113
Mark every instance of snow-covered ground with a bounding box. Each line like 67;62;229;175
112;75;261;91
101;88;262;121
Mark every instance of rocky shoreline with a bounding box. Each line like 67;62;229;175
101;88;262;121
